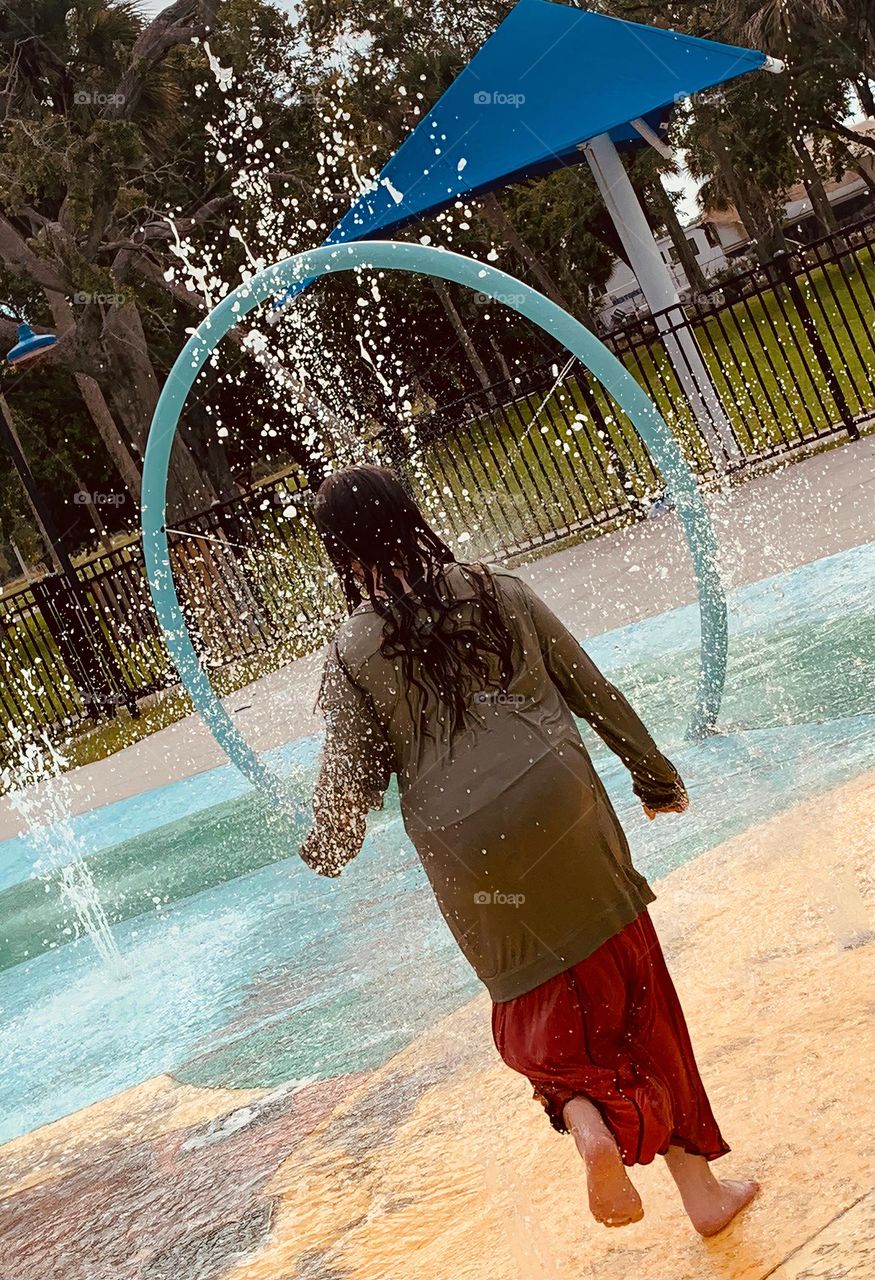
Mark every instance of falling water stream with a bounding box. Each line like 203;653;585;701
1;693;127;980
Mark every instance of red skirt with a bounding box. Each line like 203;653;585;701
492;910;730;1167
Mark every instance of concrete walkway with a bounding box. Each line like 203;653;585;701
2;434;873;840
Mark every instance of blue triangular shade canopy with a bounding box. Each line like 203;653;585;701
327;0;766;244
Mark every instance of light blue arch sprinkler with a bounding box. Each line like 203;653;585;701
141;1;782;799
142;241;726;808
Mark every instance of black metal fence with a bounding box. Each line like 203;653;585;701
602;219;875;466
2;217;874;743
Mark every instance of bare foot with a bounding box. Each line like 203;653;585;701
584;1133;645;1227
663;1144;759;1236
690;1177;760;1237
563;1097;644;1228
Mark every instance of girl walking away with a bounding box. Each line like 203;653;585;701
301;465;758;1234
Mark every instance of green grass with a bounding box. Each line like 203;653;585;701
410;377;660;557
401;248;875;553
0;512;342;762
609;252;875;456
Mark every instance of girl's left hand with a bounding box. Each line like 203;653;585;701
642;792;689;820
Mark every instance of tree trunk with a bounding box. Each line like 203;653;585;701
562;274;598;331
432;279;497;404
648;180;709;295
101;302;217;518
178;403;239;503
715;148;786;264
857;79;875;119
793;138;839;236
851;145;875;192
481;193;574;312
45;293;143;501
488;333;513;383
577;297;597;332
178;363;240;503
72;468;115;555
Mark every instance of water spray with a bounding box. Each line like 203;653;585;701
141;242;728;817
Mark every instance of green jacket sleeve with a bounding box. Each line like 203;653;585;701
300;644;394;877
516;576;686;809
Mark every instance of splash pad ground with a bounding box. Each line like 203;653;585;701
1;774;872;1280
0;435;873;1279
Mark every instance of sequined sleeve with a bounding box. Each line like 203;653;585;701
300;645;394;877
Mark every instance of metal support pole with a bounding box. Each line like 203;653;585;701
583;132;743;468
0;393;65;574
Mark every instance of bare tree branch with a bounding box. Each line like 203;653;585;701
102;0;214;125
103;194;238;251
0;214;72;294
126;251;247;344
819;116;875;153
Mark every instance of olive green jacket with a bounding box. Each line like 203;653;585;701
301;563;685;1000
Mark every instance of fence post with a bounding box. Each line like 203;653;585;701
769;252;859;439
31;573;137;720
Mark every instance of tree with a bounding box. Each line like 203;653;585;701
607;0;872;254
647;177;709;294
681;82;797;263
734;0;860;235
4;0;874;554
737;0;874;152
0;0;226;514
0;0;363;523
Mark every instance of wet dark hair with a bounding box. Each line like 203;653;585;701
313;464;515;735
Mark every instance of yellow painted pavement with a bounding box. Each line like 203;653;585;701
232;771;875;1280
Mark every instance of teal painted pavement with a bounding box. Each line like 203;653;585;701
0;542;872;1143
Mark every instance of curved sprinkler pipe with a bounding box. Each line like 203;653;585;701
141;241;727;810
